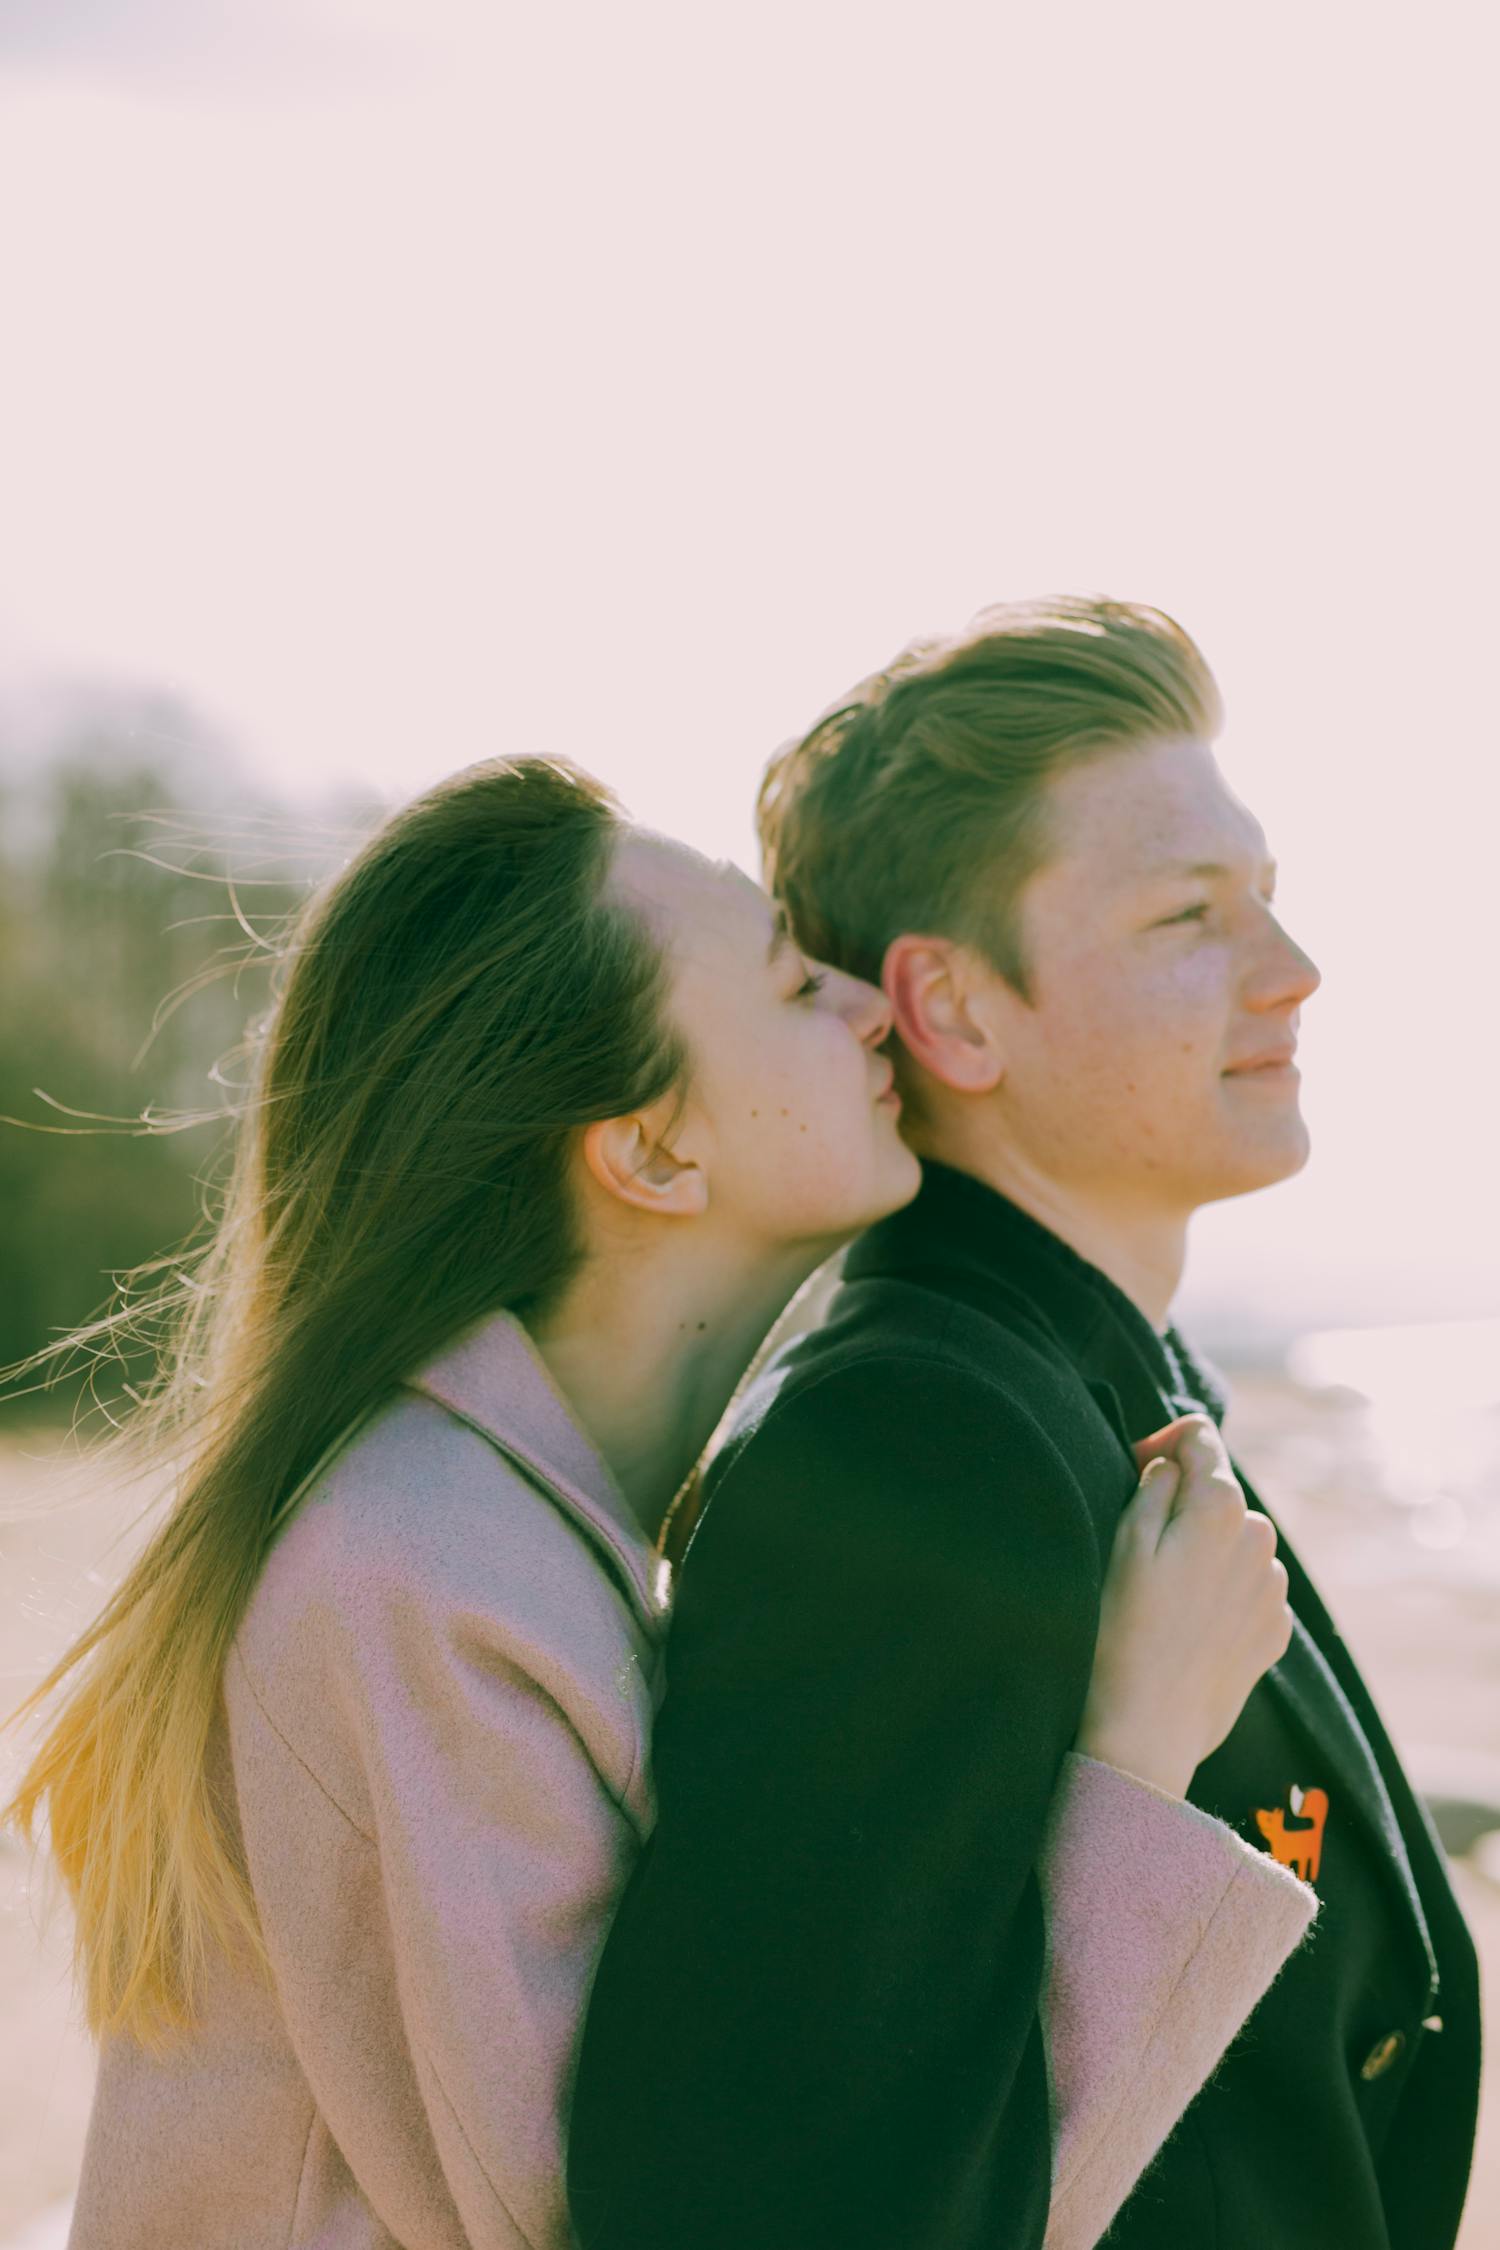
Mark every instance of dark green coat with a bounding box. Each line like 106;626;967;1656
568;1161;1481;2249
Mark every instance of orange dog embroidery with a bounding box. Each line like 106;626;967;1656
1254;1785;1329;1883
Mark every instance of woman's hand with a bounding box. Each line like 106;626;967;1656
1072;1415;1293;1801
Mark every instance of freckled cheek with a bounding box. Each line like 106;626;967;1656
735;1032;876;1169
734;1069;843;1161
1134;969;1225;1073
1168;947;1235;1017
789;1085;883;1187
1053;997;1157;1090
1078;1006;1213;1114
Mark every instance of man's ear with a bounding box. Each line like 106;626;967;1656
882;934;1005;1094
580;1112;710;1219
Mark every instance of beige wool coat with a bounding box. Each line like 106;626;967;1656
65;1307;1317;2250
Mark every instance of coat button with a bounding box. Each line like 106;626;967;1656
1360;2031;1406;2081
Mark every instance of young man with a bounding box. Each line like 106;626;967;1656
568;601;1480;2248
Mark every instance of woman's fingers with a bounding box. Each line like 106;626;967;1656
1117;1455;1181;1552
1130;1413;1212;1475
1082;1414;1295;1793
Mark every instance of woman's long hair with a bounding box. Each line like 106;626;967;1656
1;755;684;2054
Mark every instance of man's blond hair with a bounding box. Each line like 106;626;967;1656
757;596;1222;1001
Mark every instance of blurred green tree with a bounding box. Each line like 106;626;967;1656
0;695;375;1423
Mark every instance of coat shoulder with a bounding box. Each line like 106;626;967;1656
698;1279;1103;1619
247;1387;610;1607
232;1388;650;1771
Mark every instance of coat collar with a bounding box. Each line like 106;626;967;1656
403;1306;670;1634
846;1158;1230;1433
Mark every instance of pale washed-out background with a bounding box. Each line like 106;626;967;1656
1;1;1496;2242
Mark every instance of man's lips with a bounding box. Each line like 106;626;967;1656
1222;1046;1299;1076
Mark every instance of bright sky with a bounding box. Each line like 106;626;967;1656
1;0;1496;1338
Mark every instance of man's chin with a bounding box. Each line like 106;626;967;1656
1197;1124;1312;1205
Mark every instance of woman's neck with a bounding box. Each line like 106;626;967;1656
526;1235;833;1537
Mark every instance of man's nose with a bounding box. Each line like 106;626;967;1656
1247;919;1322;1012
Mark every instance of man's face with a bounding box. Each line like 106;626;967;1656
989;735;1321;1216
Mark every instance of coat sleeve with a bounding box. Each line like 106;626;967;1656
225;1491;643;2250
1039;1752;1320;2250
567;1350;1106;2250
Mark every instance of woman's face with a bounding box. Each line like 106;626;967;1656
610;832;921;1250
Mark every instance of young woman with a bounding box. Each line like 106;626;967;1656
3;756;1312;2250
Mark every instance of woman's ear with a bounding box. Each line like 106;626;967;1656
882;934;1006;1094
580;1113;710;1219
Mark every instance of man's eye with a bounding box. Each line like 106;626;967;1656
1160;903;1210;926
796;969;828;998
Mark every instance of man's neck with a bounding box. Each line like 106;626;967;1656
918;1141;1189;1332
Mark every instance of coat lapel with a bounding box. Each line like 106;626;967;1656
852;1164;1439;1997
1080;1311;1439;1996
1228;1465;1440;1995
